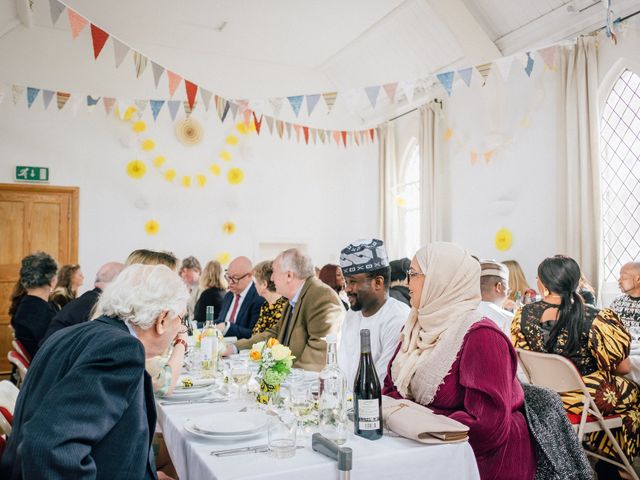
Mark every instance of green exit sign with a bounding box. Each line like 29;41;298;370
15;166;49;182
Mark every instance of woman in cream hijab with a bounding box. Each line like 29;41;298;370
383;242;535;480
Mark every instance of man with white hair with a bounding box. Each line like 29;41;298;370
1;264;188;480
232;248;344;371
42;261;125;343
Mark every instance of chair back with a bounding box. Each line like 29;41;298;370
0;381;19;414
516;348;587;394
7;351;29;387
11;340;31;364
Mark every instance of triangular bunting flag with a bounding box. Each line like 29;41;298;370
493;57;514;81
399;80;416;102
27;87;40;108
200;88;212;111
167;100;180;121
242;108;252;127
276;120;285;139
229;102;239;120
148;65;164;91
149;100;165;121
270;98;284;117
183;100;195;117
135;99;148;116
49;0;65;24
90;24;109;59
42;89;54;109
369;129;375;142
303;126;309;144
133;52;148;78
252;112;263;135
332;131;341;146
476;63;492;86
341;131;347;147
167;71;182;98
538;46;557;69
293;124;301;143
306;94;321;116
318;129;326;143
457;67;473;87
56;91;70;110
67;9;87;39
383;83;398;103
285;122;292;139
86;95;101;109
218;98;230;123
265;115;274;135
12;85;24;105
236;99;249;115
354;131;360;146
524;52;534;77
184;80;198;111
364;85;380;109
322;92;337;113
436;72;454;96
113;38;130;68
103;97;116;115
287;95;303;117
483;150;495;164
311;128;318;144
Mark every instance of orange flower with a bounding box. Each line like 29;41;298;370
249;350;262;362
267;338;279;348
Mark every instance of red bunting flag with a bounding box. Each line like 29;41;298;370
243;108;252;127
184;80;198;111
303;126;309;144
90;24;109;59
252;112;263;135
369;129;375;141
341;131;347;147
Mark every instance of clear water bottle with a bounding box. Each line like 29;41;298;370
318;334;348;445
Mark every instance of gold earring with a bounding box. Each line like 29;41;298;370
544;289;549;296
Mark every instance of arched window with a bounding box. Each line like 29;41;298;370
397;139;421;257
600;69;640;283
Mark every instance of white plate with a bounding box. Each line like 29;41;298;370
190;412;269;435
184;416;268;440
164;386;215;400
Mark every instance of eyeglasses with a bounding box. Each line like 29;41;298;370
224;272;251;284
406;268;425;281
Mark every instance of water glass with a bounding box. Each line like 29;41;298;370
230;358;251;400
268;413;297;458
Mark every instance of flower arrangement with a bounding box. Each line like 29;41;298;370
249;338;295;386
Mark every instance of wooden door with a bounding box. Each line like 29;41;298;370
0;184;78;374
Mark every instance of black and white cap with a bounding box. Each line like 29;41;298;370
339;238;389;275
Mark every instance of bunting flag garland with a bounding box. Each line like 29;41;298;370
12;85;24;105
493;57;514;81
149;100;164;121
383;83;398;103
135;99;148;116
42;89;55;109
228;102;239;120
90;23;109;59
113;38;129;68
49;0;65;24
252;112;263;135
87;95;101;109
287;95;303;117
293;124;301;142
56;91;70;109
524;52;535;77
457;67;473;87
322;92;337;113
151;62;164;88
303;126;309;144
538;46;557;69
67;8;87;39
285;122;292;139
133;52;148;78
27;87;40;108
167;71;181;98
200;88;212;111
364;85;380;109
265;116;274;135
305;94;321;116
436;72;454;96
103;97;116;115
476;63;492;86
167;100;180;121
184;80;198;111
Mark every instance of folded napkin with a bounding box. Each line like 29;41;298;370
381;396;469;444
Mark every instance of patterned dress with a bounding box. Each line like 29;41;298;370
252;296;288;334
511;301;640;460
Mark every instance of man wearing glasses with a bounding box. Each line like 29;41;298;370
215;256;264;339
477;260;513;335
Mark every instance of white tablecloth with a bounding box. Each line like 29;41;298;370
157;400;480;480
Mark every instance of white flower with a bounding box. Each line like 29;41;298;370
271;344;291;361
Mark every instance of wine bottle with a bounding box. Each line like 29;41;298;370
200;307;218;378
353;329;383;440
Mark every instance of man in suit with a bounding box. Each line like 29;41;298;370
0;264;189;480
230;248;344;371
215;256;264;339
41;261;124;343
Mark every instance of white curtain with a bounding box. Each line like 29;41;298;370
378;122;401;259
557;36;602;295
419;101;442;244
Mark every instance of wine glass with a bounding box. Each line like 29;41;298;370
288;383;312;435
230;358;252;401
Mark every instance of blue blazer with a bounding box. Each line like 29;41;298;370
215;283;264;339
1;316;157;480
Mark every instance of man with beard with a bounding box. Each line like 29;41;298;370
337;239;409;387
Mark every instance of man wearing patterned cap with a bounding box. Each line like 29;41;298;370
337;239;409;387
477;259;513;334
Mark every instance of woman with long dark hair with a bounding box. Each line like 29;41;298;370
512;255;640;476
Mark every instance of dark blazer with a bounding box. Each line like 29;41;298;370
215;283;264;339
0;316;157;480
193;287;225;325
11;295;57;360
41;287;102;344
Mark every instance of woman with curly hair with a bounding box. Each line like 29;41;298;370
10;252;59;359
49;264;84;311
511;255;640;479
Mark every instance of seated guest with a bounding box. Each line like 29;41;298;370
49;263;84;311
42;262;124;343
180;255;202;321
384;242;536;480
0;264;188;479
10;252;58;360
512;255;640;477
477;260;513;334
126;249;179;271
388;258;411;306
252;260;288;334
228;248;344;371
503;259;533;312
215;256;264;339
193;260;227;327
610;262;640;384
337;239;408;386
318;264;348;310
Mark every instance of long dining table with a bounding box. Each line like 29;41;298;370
157;397;480;480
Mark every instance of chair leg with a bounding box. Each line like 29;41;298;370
597;418;639;480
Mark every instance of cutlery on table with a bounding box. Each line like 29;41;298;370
160;398;227;406
211;445;304;457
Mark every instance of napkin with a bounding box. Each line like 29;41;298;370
381;396;469;444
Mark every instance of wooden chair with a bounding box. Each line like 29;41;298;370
516;348;638;480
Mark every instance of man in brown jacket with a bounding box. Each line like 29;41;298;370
231;248;344;371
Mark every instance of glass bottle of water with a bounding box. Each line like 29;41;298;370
318;334;348;444
200;307;218;378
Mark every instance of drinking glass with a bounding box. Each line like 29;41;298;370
289;383;312;433
268;412;297;458
230;358;251;401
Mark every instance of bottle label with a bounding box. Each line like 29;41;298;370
201;336;213;361
357;399;380;430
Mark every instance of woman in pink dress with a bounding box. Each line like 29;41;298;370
383;242;536;480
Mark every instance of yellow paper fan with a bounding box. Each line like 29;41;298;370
181;176;191;188
164;169;176;181
222;221;236;235
495;228;513;251
216;252;231;265
210;164;221;176
196;174;207;187
144;220;160;236
141;139;155;151
132;120;147;133
225;135;238;146
227;167;244;185
219;151;232;162
153;155;166;167
126;160;146;179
